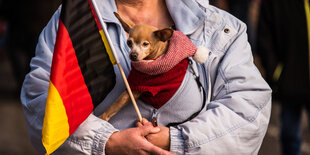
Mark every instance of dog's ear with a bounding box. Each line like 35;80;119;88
153;28;174;42
114;12;135;33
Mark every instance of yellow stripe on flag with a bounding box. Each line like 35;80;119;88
99;30;116;65
42;81;70;155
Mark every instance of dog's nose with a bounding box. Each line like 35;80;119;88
130;53;138;61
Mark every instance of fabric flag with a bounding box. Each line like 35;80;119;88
42;0;117;154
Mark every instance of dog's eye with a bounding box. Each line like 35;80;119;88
127;40;133;47
143;42;149;47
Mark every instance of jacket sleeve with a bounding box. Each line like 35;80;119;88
169;23;272;154
20;8;118;155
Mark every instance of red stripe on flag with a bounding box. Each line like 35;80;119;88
88;0;102;31
50;19;94;134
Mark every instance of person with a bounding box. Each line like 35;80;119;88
257;0;310;154
21;0;272;154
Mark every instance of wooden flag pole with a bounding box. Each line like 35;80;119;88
117;63;143;122
91;0;142;122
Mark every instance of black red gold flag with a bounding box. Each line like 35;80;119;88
42;0;117;154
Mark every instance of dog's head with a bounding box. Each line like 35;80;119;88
114;12;174;61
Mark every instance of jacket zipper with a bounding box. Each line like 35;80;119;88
205;52;216;103
152;109;158;126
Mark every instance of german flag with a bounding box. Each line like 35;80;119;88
42;0;116;154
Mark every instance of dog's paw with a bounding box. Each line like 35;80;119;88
99;113;110;121
193;46;210;63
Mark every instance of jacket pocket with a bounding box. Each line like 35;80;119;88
209;23;237;53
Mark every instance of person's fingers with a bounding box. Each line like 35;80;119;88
143;121;153;127
140;123;160;136
136;118;149;127
137;122;143;127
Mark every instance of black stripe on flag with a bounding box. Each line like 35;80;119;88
60;0;116;107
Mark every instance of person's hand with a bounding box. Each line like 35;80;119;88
146;126;170;150
137;119;170;151
106;118;174;155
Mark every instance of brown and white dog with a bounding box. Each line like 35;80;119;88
99;13;209;121
99;13;174;121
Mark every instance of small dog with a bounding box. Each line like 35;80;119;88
99;13;174;121
99;13;209;122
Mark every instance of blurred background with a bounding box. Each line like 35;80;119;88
0;0;309;154
0;0;60;154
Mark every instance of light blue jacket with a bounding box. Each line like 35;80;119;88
20;0;272;154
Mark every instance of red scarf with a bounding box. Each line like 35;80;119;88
127;31;196;109
128;59;188;109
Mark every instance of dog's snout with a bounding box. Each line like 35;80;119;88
130;53;138;61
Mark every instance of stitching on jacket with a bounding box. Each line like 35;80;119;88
186;99;270;149
91;127;105;154
186;121;248;149
218;67;230;94
67;137;91;149
246;92;271;123
182;1;206;34
184;34;271;149
65;127;109;154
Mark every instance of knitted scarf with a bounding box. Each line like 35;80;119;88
127;31;197;108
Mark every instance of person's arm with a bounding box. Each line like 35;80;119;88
21;7;174;155
20;7;115;154
20;7;59;154
168;23;272;154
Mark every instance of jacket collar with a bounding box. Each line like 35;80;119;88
166;0;207;35
93;0;118;23
95;0;208;35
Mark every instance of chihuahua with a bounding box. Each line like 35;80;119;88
99;13;174;121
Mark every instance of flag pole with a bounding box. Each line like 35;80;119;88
91;0;142;122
